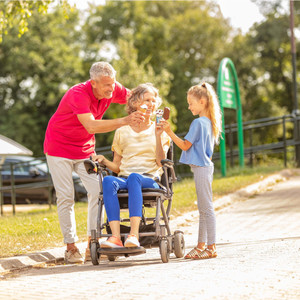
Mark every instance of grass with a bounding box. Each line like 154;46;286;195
171;164;284;216
0;164;284;258
0;203;88;258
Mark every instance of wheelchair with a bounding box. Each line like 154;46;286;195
84;143;185;264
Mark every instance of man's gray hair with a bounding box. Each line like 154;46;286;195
89;62;116;80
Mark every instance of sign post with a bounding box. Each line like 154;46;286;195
217;58;244;176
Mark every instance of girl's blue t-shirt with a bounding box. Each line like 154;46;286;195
179;117;214;167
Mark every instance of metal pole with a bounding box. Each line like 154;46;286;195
47;171;52;210
290;0;300;167
249;127;253;168
290;0;298;113
10;163;16;215
283;116;287;168
0;166;3;216
229;124;234;167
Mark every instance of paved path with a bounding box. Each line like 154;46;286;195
0;173;299;299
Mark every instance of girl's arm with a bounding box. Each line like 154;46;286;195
92;151;122;174
160;120;192;151
155;123;166;166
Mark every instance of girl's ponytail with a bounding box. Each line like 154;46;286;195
188;82;222;144
204;83;222;145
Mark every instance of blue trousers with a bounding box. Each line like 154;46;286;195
102;173;160;222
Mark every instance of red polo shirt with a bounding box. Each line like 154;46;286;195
44;80;128;159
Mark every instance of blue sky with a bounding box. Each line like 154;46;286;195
215;0;264;33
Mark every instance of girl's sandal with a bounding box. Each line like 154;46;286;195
191;248;217;260
184;247;204;259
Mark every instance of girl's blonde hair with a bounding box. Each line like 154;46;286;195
188;82;222;144
126;83;162;115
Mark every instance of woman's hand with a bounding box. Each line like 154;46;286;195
92;154;106;164
155;120;164;136
92;152;121;174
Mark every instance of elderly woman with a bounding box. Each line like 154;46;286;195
93;83;170;248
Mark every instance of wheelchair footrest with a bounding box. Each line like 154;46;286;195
99;247;146;256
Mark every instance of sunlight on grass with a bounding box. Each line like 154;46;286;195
0;165;284;258
0;203;88;258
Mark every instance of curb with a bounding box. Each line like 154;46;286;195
0;242;87;276
0;169;298;275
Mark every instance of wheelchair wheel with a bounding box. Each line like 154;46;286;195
90;242;100;265
107;256;117;262
160;239;170;263
174;231;185;258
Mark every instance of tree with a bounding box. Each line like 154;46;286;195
0;0;71;42
221;0;300;148
94;37;175;148
83;0;232;133
0;5;84;156
226;0;299;119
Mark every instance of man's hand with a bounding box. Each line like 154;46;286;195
124;111;145;126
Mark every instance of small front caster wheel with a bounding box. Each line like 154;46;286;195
107;256;117;262
174;231;185;258
90;242;100;265
160;239;170;263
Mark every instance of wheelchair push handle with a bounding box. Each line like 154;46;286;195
161;159;173;167
161;159;177;183
84;157;107;175
84;159;98;174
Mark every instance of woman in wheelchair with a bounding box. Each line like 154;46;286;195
92;83;170;248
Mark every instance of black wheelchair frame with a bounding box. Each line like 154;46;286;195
84;143;185;264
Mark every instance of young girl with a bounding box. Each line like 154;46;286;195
160;82;222;259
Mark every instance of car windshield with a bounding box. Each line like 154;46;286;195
0;155;79;178
0;156;46;173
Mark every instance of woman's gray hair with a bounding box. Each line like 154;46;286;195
89;62;116;80
126;83;162;115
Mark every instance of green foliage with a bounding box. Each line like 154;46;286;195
0;0;298;159
83;1;232;133
0;5;84;156
220;0;299;147
0;0;71;43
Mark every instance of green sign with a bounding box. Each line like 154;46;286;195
217;58;244;176
219;64;237;109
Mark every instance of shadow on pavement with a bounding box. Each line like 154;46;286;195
3;255;190;279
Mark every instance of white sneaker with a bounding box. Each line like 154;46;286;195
124;234;140;247
64;248;84;264
101;236;124;248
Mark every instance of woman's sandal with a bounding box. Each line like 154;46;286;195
184;247;205;259
191;248;217;260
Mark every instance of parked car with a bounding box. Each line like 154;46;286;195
0;156;87;204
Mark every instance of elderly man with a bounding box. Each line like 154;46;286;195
44;62;143;263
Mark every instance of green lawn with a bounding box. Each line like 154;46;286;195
0;165;284;258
